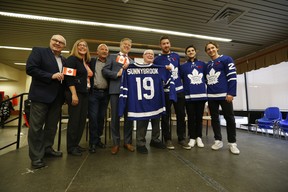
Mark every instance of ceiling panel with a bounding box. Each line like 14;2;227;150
0;0;287;71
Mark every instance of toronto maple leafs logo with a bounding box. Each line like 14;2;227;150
188;69;203;85
206;68;221;85
172;67;179;79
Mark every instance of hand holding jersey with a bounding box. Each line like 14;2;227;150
119;49;176;120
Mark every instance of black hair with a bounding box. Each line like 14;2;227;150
185;45;196;54
159;35;169;43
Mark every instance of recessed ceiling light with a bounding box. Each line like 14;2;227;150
0;11;232;42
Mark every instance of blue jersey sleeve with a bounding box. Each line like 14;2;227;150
224;56;237;96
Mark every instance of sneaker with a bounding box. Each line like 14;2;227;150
137;145;148;154
188;139;196;147
211;140;223;150
196;137;204;148
166;140;175;150
228;143;240;155
150;140;166;149
178;140;191;150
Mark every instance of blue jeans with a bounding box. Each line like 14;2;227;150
88;89;109;145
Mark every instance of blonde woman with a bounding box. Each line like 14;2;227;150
64;39;92;156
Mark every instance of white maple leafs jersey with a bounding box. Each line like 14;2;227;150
119;63;177;120
206;55;237;100
179;59;207;101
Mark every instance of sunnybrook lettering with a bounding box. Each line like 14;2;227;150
127;68;159;75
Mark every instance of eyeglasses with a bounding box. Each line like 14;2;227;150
51;38;65;46
78;43;87;48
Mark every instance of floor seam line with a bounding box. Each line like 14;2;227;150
169;150;229;192
64;153;89;192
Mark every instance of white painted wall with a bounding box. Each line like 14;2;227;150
0;64;29;110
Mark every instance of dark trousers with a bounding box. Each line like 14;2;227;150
208;100;236;143
66;92;89;152
161;92;186;141
110;94;133;146
136;118;160;146
88;89;109;145
28;97;62;161
186;100;206;139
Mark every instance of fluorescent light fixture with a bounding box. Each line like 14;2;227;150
14;62;26;65
0;78;9;81
0;11;232;42
0;46;70;53
0;46;31;51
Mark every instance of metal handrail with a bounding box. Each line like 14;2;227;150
0;93;28;150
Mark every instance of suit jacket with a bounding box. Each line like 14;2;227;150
102;54;133;94
26;47;65;104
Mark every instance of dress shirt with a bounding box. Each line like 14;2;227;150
94;58;108;89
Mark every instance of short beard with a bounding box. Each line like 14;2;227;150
162;48;170;54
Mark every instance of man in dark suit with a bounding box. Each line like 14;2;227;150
26;34;66;168
102;38;135;155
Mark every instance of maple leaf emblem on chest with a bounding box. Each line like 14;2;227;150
206;68;221;85
187;69;203;85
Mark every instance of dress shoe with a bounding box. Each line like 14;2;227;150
124;144;135;152
150;139;166;149
31;159;46;169
96;142;106;149
45;148;63;157
77;145;86;152
111;145;120;155
137;145;148;154
89;144;96;153
68;148;82;156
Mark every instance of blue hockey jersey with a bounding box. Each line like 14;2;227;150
205;55;237;100
119;63;176;120
179;59;207;101
154;52;183;93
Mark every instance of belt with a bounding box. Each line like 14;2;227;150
93;87;108;92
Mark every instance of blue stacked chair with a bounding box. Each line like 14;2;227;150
256;107;282;137
278;114;288;139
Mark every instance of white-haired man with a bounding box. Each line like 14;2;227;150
26;34;66;168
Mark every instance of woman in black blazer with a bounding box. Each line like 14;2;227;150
64;39;93;156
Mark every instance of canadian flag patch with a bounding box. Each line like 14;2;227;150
116;55;127;65
63;67;77;76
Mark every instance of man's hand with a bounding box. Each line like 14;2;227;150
226;95;234;103
52;72;64;81
117;68;123;77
